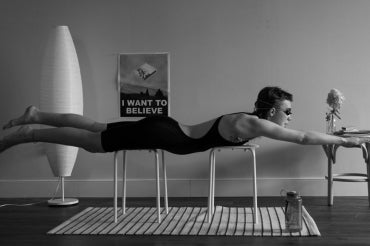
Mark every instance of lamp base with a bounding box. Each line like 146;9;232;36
48;198;79;206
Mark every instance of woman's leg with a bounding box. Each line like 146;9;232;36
0;126;105;153
3;106;107;132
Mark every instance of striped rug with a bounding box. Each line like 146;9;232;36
48;206;320;236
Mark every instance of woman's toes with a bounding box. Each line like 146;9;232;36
3;120;14;130
2;106;39;130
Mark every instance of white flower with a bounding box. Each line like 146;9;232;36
326;88;345;111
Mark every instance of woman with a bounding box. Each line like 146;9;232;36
0;87;366;154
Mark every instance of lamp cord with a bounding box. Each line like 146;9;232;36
0;180;60;208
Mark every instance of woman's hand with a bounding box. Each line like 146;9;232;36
341;137;369;147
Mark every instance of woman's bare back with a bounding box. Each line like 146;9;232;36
179;113;258;142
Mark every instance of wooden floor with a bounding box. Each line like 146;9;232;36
0;197;369;246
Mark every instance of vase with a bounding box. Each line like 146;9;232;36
326;114;336;134
40;26;83;206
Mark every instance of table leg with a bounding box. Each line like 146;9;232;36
366;143;370;207
327;150;334;206
367;162;370;207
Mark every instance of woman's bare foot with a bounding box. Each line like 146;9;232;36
3;106;39;130
0;126;34;153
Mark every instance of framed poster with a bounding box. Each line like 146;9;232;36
118;53;170;118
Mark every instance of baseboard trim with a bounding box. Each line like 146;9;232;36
0;177;367;197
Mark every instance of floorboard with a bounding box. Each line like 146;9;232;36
0;197;369;246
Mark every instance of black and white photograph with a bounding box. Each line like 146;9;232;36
1;1;370;246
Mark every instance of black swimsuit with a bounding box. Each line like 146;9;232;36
101;115;248;155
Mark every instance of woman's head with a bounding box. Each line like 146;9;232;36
253;86;293;127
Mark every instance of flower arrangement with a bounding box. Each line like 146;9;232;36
325;88;345;133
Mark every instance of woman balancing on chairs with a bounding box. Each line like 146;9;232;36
0;86;366;154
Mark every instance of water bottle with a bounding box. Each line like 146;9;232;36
284;191;302;232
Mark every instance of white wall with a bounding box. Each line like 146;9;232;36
1;0;370;197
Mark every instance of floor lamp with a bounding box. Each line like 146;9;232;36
40;26;83;206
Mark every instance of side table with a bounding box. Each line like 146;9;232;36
322;140;370;206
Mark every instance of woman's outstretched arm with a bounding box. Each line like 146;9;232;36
248;117;366;147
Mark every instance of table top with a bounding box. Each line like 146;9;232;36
334;130;370;138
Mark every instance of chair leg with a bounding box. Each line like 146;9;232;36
247;148;258;224
113;151;118;223
122;150;127;214
211;150;216;215
161;150;169;214
154;150;161;223
207;149;216;223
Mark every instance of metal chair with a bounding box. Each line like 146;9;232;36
112;144;259;224
113;150;168;223
207;144;259;224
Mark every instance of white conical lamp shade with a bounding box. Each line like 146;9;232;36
40;26;83;177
